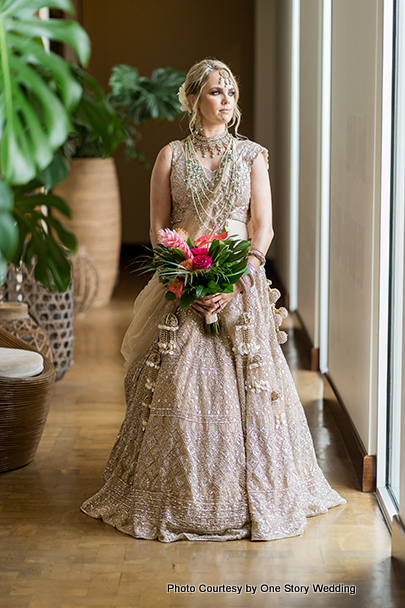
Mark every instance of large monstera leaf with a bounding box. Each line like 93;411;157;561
0;0;90;185
11;179;77;292
0;0;89;287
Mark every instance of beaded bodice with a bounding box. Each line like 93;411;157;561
169;138;267;229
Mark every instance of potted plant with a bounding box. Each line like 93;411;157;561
0;0;126;292
53;64;185;307
0;0;126;380
0;0;123;465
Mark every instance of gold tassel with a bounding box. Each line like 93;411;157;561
233;312;260;357
141;352;161;431
157;312;179;355
245;354;271;392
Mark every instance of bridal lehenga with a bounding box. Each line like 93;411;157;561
81;137;345;542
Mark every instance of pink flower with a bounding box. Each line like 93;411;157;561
195;230;228;248
158;228;193;259
191;247;208;256
193;253;212;270
167;277;184;298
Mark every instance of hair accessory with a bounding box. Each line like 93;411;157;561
218;69;231;88
177;82;189;112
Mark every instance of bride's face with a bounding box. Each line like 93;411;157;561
195;70;236;129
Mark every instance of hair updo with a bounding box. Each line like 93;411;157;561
183;58;242;136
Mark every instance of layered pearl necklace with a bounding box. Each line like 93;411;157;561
184;131;242;232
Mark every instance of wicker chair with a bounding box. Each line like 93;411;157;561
0;327;56;473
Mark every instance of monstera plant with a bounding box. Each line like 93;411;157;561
0;0;126;291
65;64;185;168
52;63;185;306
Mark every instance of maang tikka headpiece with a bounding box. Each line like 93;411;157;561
218;69;231;88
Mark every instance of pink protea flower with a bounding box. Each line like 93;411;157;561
158;228;193;259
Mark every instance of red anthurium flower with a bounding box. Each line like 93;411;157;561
194;231;228;248
167;278;184;298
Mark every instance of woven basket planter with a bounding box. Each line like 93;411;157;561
71;247;100;314
0;301;53;362
0;327;56;473
1;265;74;381
53;157;121;307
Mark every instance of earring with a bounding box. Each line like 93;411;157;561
195;113;203;133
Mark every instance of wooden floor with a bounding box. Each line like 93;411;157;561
1;264;404;608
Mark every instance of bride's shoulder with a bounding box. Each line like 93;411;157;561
235;137;269;168
167;139;186;159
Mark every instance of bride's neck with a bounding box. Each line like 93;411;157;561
200;125;226;138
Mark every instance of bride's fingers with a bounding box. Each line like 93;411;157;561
192;302;209;314
190;305;202;317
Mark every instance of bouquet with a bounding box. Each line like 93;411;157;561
137;227;251;333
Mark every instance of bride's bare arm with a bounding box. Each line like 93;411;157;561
249;150;274;262
150;144;173;248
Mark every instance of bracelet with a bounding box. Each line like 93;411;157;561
246;261;257;277
238;275;250;293
238;272;255;293
249;248;266;265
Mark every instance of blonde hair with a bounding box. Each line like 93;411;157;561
184;58;241;136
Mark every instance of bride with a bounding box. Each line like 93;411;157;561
81;58;345;542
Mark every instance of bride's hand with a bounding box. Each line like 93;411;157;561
190;284;242;317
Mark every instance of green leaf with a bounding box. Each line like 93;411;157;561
0;176;13;210
15;192;73;218
8;34;82;112
0;5;91;186
207;280;220;293
222;284;235;293
165;291;176;301
0;251;6;285
0;53;72;183
231;259;249;273
2;0;74;18
72;75;127;157
45;215;76;253
38;150;71;190
10;188;74;291
6;19;90;67
0;210;17;258
208;238;221;259
22;228;72;292
179;292;195;309
195;284;207;299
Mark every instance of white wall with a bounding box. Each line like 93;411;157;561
255;0;292;288
298;0;322;346
255;0;383;455
328;0;382;453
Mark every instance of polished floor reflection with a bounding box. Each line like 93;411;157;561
0;266;404;608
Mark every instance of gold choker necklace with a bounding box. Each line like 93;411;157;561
191;130;232;158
